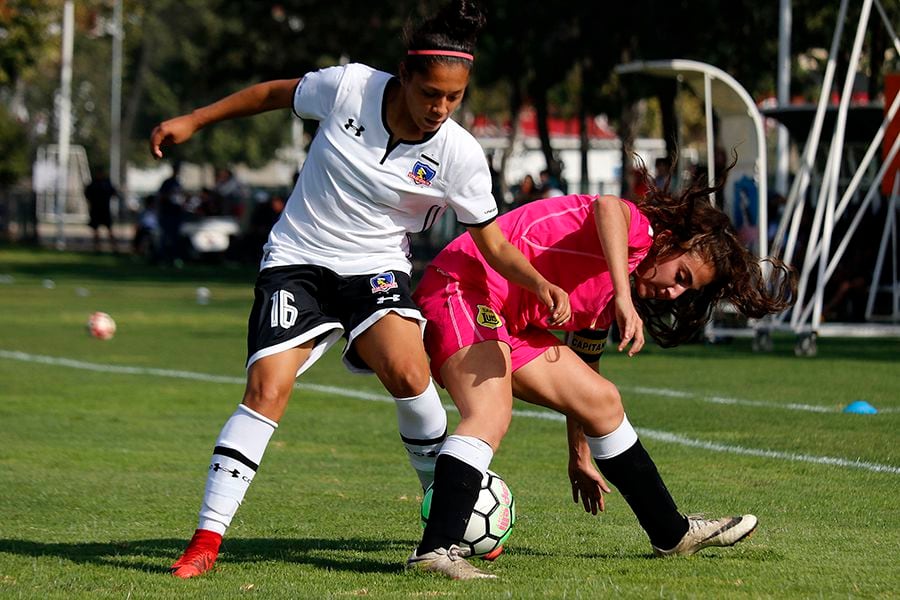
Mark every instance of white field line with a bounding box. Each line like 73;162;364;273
621;385;835;413
2;349;898;475
513;408;900;475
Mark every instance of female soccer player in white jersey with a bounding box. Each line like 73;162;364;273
149;0;569;579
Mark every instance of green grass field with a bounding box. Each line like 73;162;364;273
1;247;898;599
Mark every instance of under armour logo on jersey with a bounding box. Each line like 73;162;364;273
376;294;401;304
344;118;365;136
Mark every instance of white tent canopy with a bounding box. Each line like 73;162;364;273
615;59;769;259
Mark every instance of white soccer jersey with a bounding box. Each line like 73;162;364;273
260;63;498;275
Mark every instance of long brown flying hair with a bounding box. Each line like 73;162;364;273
632;159;796;347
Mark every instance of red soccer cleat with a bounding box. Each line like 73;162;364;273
481;545;504;561
170;529;222;578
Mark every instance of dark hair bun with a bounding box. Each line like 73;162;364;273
405;0;485;53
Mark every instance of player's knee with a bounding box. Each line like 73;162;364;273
586;380;624;425
461;412;510;451
242;379;292;414
377;357;431;398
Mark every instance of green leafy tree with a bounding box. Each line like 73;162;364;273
0;103;28;184
0;0;58;87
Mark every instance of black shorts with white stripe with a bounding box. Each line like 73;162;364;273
246;264;421;371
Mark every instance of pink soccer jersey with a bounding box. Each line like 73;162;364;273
428;194;653;333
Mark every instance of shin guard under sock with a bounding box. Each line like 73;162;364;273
197;404;277;535
394;380;447;489
417;441;490;555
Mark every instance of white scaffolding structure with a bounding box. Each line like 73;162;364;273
617;0;900;355
767;0;900;355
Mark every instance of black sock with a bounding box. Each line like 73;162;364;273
595;440;688;549
417;454;482;555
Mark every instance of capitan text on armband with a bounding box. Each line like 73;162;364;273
567;328;609;363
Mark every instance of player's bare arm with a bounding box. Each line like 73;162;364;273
467;221;571;326
593;195;644;356
150;78;300;158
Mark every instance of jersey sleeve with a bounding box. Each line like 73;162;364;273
622;199;654;256
445;136;498;226
292;65;346;121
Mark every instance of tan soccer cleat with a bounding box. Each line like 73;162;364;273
653;514;758;557
407;545;497;580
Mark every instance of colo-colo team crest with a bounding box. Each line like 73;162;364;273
476;305;502;329
407;161;436;186
370;272;399;294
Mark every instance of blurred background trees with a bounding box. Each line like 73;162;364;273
0;0;896;187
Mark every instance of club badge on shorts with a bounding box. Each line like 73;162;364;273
476;304;502;329
370;272;399;294
407;161;436;187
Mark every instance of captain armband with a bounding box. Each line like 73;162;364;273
565;328;609;363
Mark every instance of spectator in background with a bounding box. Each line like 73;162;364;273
512;174;541;208
485;151;506;212
193;187;225;217
244;190;286;263
654;156;672;189
539;168;564;197
214;168;249;221
133;195;160;260
84;168;121;252
158;161;185;264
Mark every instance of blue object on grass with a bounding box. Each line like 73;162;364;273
843;400;878;414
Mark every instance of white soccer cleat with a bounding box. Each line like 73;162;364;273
406;545;497;580
653;514;758;557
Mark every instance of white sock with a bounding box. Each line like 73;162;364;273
197;404;277;535
395;380;447;489
584;414;638;460
439;434;494;475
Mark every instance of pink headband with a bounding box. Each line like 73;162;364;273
407;49;474;61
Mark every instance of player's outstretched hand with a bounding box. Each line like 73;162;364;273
614;294;644;356
149;114;199;159
541;283;571;327
568;458;611;515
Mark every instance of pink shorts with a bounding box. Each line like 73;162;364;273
414;267;561;386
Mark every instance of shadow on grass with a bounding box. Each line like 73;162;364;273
511;544;654;560
0;536;413;575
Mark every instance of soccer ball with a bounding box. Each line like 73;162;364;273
421;469;515;559
87;311;116;340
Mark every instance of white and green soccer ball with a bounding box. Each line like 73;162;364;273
421;469;516;559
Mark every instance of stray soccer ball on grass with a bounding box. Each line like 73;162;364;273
421;469;516;560
87;311;116;340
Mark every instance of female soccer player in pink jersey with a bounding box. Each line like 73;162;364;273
407;169;795;579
